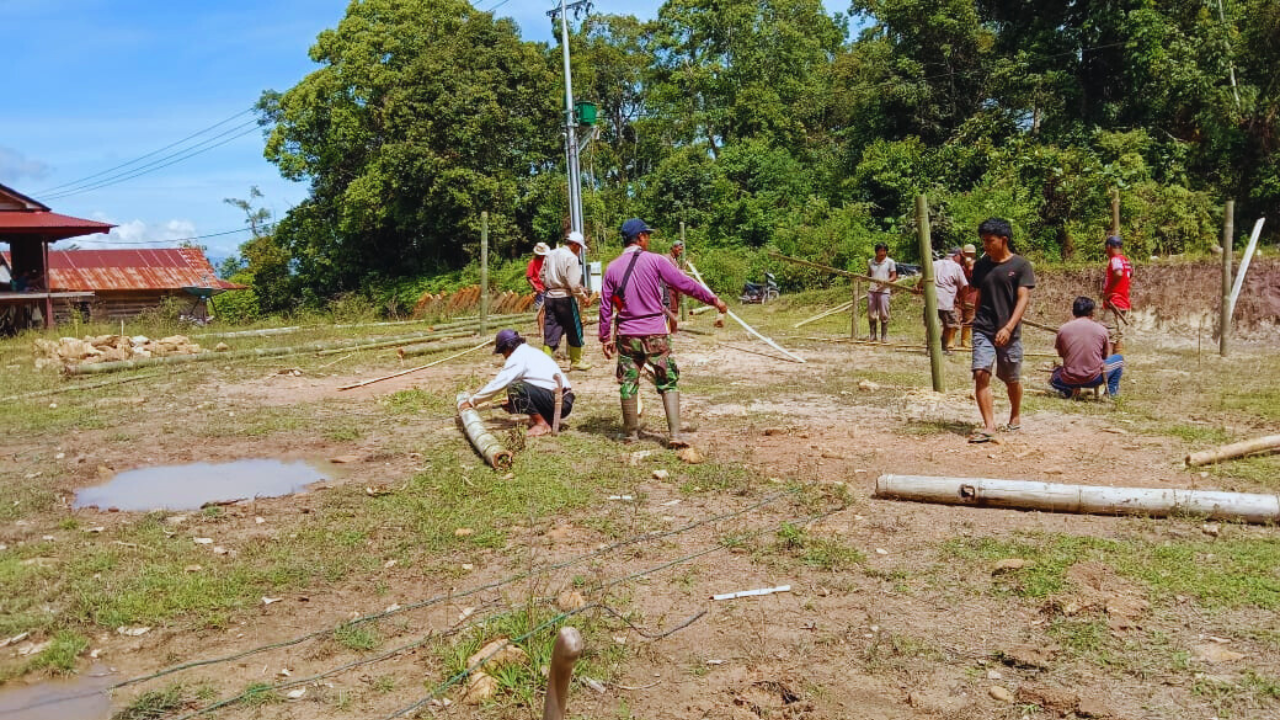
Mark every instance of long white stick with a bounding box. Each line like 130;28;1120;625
338;338;493;391
793;301;854;328
875;474;1280;524
1228;217;1265;321
685;262;805;364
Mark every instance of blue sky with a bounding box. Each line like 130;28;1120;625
0;0;852;261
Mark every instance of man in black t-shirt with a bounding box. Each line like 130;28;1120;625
969;218;1035;443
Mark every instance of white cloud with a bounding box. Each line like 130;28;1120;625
71;215;199;249
0;146;50;183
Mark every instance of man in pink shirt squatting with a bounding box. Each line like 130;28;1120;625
1051;296;1124;397
600;219;728;447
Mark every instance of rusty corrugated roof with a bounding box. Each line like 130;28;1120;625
1;248;245;292
0;210;115;239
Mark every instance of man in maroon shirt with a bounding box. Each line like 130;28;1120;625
1101;236;1133;352
1052;296;1124;397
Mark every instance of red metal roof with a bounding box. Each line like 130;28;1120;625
0;210;115;239
1;248;246;292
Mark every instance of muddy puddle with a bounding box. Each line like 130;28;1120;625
73;459;330;511
0;665;111;719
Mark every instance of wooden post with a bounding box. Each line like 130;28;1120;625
1110;188;1121;236
1220;200;1234;357
850;279;859;340
679;221;688;321
916;195;945;392
480;211;489;337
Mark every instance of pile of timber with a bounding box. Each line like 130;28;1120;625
412;286;538;318
33;334;213;371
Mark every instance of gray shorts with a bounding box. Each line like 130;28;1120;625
868;292;891;321
972;332;1022;384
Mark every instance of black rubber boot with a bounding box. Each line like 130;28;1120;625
620;397;640;443
662;391;689;448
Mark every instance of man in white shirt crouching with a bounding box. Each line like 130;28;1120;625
459;329;573;436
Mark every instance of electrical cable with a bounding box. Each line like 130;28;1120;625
33;108;255;195
42;122;262;201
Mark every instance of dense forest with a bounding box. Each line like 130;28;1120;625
228;0;1280;313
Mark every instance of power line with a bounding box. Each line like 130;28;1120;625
42;122;263;202
33;108;255;195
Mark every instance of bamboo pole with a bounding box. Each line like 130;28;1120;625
1186;435;1280;467
456;392;514;469
1110;188;1121;236
851;279;860;340
793;301;854;328
767;252;920;292
66;322;517;376
480;211;490;337
0;370;165;403
685;262;805;363
875;474;1280;524
1227;217;1265;322
1221;200;1234;356
916;195;945;392
339;339;494;391
679;221;688;322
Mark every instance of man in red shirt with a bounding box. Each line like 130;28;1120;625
526;242;549;336
1101;236;1133;352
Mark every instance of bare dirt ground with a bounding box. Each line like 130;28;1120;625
2;300;1279;720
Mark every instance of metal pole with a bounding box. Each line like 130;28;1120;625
917;195;945;392
480;211;489;337
1220;199;1234;357
556;0;589;291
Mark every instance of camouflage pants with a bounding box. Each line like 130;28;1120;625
615;334;679;399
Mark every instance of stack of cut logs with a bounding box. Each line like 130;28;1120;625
33;334;207;370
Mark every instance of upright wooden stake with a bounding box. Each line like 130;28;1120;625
916;195;945;392
480;211;490;337
850;279;859;340
1110;188;1121;236
1220;200;1234;357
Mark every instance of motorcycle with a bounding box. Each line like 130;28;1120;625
739;272;780;304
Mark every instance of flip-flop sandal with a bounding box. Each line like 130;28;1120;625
1000;424;1021;433
967;431;994;444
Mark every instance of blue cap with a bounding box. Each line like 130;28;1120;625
620;218;653;241
1105;235;1123;248
493;329;521;353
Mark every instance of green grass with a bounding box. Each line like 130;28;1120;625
0;631;90;681
770;522;864;571
113;682;216;720
943;532;1280;609
334;622;382;652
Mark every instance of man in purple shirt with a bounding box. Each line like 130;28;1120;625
600;218;728;447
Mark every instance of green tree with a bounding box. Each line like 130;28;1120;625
258;0;560;300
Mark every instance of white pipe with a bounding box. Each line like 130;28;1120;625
685;262;805;363
1228;217;1265;322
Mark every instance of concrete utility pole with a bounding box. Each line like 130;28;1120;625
549;0;592;289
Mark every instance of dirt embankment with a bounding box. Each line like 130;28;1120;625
1033;257;1280;339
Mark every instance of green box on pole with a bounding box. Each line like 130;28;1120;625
574;101;597;126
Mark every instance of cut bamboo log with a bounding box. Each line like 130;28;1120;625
793;301;854;328
457;392;514;468
339;338;494;390
1228;217;1266;322
1186;435;1280;467
685;262;805;363
875;474;1280;524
